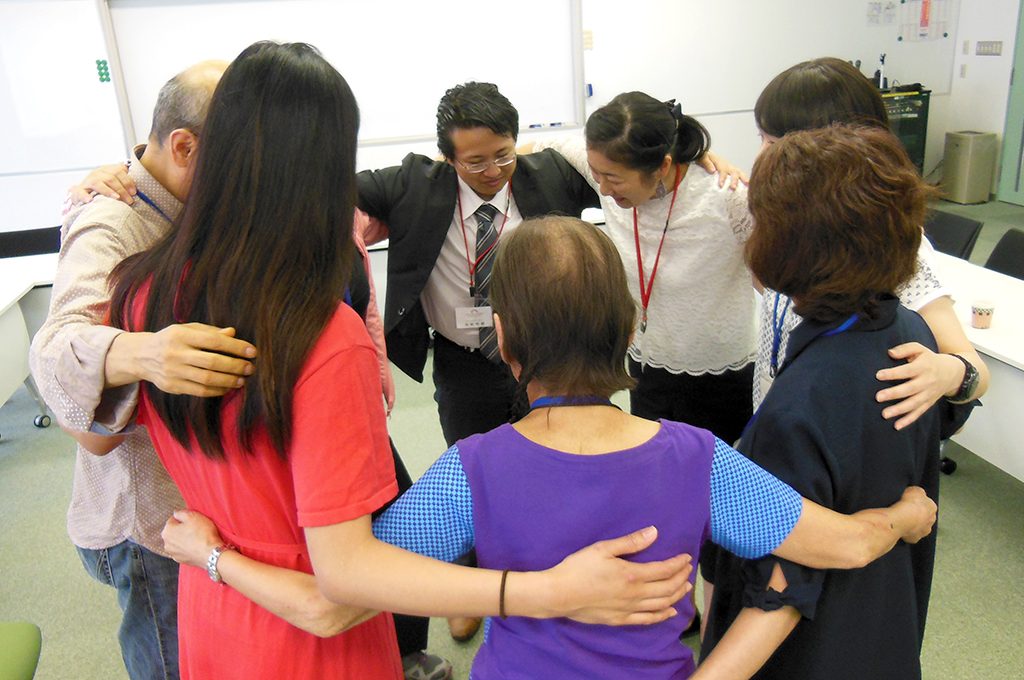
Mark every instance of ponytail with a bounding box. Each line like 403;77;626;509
664;98;710;165
586;92;710;174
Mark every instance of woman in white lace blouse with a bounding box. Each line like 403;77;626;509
530;92;756;445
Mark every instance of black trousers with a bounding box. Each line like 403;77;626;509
373;439;428;656
432;333;521;447
628;358;754;445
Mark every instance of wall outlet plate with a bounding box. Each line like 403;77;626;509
976;41;1003;56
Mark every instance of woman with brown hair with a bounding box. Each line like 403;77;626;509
697;125;947;679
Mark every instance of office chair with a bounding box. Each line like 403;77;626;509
923;210;984;260
0;621;42;680
984;227;1024;280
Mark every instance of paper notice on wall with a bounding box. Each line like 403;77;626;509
866;2;897;26
899;0;953;41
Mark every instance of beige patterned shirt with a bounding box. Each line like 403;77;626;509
29;147;183;554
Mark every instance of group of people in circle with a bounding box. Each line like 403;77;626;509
51;42;986;680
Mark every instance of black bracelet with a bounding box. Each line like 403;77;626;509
947;353;979;404
499;569;510;619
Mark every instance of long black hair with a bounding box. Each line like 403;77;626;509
110;41;360;459
585;91;710;174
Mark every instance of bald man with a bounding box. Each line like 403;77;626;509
29;60;251;680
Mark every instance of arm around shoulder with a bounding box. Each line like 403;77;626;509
28;213;137;431
875;295;990;430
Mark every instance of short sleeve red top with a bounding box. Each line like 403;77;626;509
138;303;402;680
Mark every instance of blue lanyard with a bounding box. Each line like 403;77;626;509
747;311;860;439
135;190;174;224
822;313;859;337
769;293;793;378
530;396;615;410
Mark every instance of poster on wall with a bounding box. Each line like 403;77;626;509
866;2;898;26
899;0;953;41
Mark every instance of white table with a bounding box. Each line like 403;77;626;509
933;252;1024;483
1;253;57;430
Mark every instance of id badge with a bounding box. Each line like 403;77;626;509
455;298;494;329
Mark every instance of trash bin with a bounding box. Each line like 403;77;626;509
942;131;998;204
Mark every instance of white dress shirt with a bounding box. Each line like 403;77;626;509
420;175;523;348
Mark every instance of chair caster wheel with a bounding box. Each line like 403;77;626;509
940;457;957;475
33;414;51;428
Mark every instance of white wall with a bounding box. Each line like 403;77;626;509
577;0;1018;180
949;0;1022;189
4;0;1021;238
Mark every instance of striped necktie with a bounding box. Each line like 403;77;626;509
474;203;501;362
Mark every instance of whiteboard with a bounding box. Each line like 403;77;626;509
0;0;124;175
581;0;959;116
0;0;127;232
105;0;584;146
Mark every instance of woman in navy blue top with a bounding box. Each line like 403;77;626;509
698;125;948;679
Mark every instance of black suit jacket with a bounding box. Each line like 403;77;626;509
357;149;599;381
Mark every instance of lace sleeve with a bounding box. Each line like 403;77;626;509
725;182;753;245
897;237;950;311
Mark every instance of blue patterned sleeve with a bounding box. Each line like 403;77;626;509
371;445;475;562
709;437;803;559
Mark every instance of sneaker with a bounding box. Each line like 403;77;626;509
401;651;453;680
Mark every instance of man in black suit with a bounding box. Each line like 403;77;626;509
358;82;598;643
358;82;598;446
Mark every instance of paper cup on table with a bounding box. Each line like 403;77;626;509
971;300;994;329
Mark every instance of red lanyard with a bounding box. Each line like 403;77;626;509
457;180;511;297
633;167;682;331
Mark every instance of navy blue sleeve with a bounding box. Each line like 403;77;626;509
742;557;823;620
371;445;475;562
709;437;803;559
735;410;833;619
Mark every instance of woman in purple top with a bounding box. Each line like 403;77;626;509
370;216;937;679
162;215;937;678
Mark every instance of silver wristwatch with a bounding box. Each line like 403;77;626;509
206;544;234;583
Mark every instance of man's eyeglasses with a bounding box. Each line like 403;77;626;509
456;154;516;174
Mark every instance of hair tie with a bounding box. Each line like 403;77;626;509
664;99;684;122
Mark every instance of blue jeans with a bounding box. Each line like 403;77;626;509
76;541;180;680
